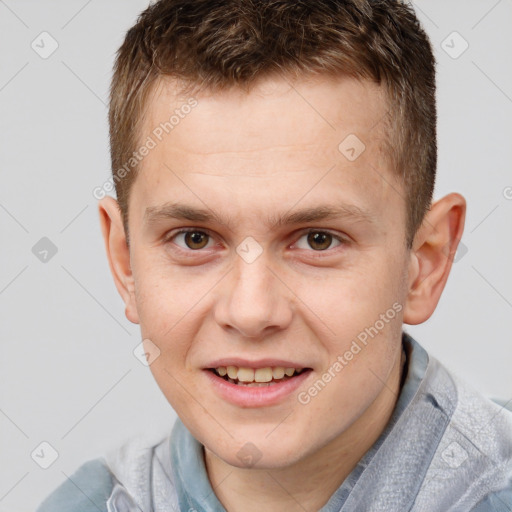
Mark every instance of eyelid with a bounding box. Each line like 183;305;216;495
164;227;348;253
164;227;214;240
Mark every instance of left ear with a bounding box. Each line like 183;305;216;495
403;193;466;325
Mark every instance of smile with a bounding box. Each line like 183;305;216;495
211;366;308;386
204;366;313;407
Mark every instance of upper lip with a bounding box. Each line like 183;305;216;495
204;358;311;369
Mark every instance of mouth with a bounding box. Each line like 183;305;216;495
202;360;314;407
207;365;312;387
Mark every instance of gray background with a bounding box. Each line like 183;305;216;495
1;1;511;510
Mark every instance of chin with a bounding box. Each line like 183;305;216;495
204;428;312;470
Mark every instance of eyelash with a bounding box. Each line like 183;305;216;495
164;227;347;255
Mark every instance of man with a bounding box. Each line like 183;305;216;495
37;0;512;510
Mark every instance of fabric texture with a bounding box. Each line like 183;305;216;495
36;458;115;512
35;332;512;512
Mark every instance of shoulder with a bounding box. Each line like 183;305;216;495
35;429;174;512
35;458;115;512
102;429;175;499
416;353;512;510
448;369;512;463
454;387;512;511
471;485;512;511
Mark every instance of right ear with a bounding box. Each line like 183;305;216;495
98;197;139;324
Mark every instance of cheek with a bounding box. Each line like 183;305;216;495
296;250;404;330
296;251;405;394
132;249;198;327
130;259;196;365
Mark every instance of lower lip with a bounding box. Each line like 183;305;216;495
203;369;312;408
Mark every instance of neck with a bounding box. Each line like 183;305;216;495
204;347;406;512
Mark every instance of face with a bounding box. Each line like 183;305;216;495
122;75;412;468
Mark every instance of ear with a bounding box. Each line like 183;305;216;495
98;197;139;324
403;193;466;325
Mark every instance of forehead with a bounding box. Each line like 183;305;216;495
131;74;401;231
144;74;389;159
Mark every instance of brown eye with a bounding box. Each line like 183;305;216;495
168;230;213;250
184;231;210;249
294;230;343;252
307;231;333;251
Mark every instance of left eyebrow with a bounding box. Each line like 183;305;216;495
269;204;376;228
143;201;376;230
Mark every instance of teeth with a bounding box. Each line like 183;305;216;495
237;368;255;382
272;367;285;379
227;366;238;379
214;365;303;383
255;368;273;382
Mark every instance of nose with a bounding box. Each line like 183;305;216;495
214;254;293;339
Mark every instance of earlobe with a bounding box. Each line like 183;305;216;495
98;197;140;325
403;193;466;325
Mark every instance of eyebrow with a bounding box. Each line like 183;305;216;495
144;202;376;230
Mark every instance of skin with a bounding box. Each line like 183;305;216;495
99;74;466;511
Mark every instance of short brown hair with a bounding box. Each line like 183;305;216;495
109;0;436;248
